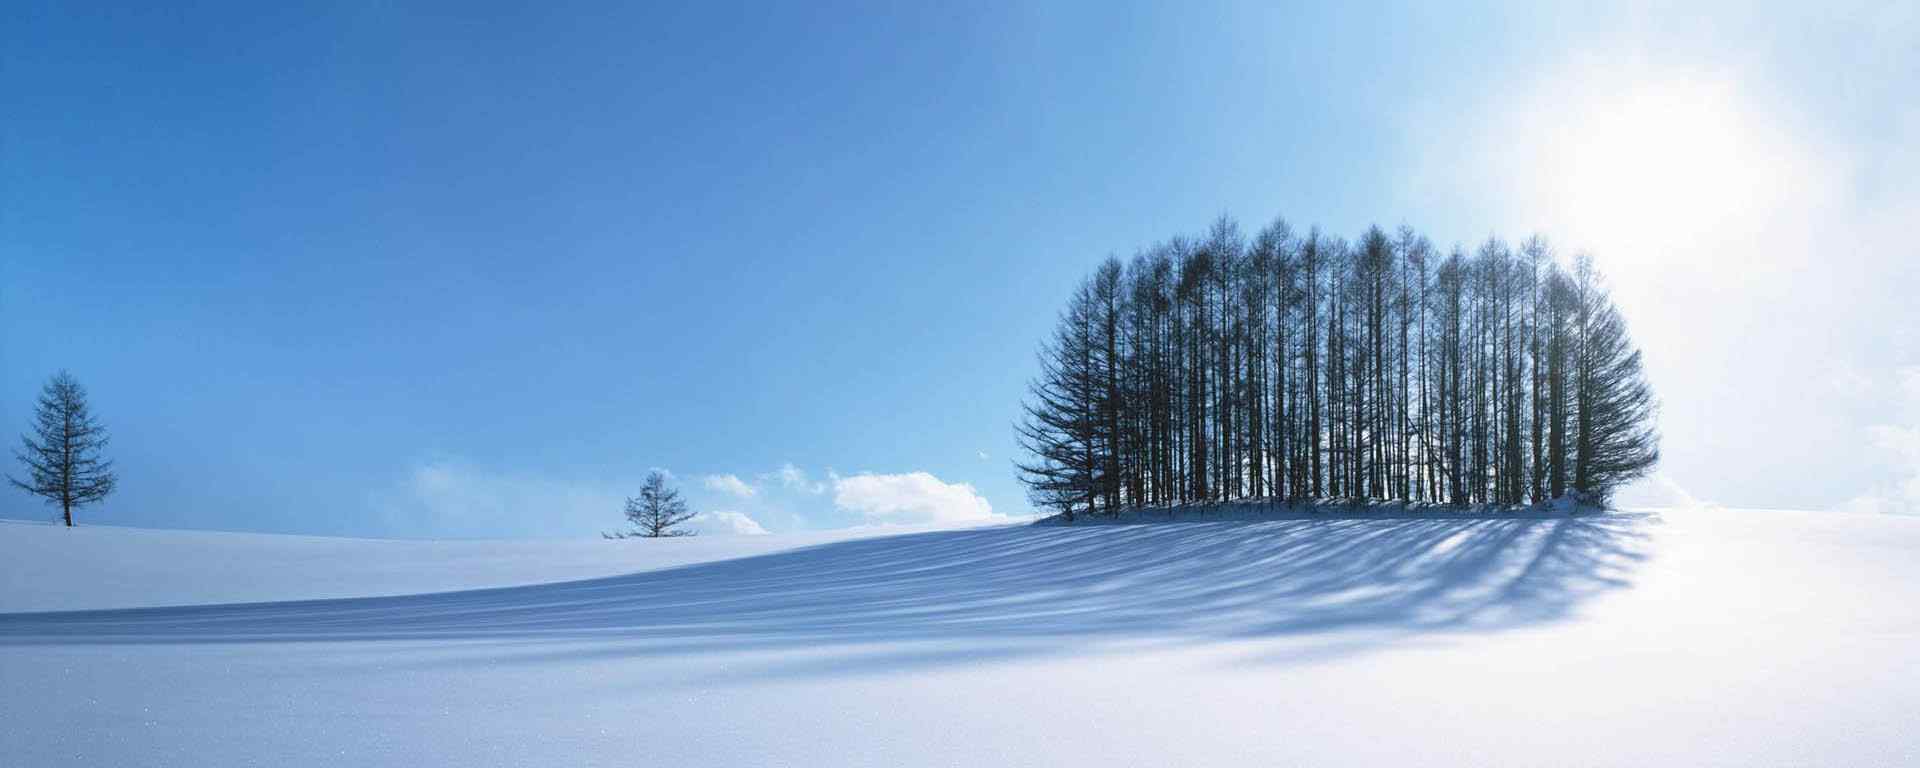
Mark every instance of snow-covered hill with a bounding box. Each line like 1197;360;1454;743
0;520;909;612
2;507;1916;766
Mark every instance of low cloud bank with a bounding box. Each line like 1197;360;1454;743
702;474;758;499
687;510;770;536
831;471;1001;525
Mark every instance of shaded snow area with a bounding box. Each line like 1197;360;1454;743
0;521;913;612
3;508;1917;766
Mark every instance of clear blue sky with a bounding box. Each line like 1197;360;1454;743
5;2;1916;536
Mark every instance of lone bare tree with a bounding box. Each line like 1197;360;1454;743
606;470;696;538
10;371;117;527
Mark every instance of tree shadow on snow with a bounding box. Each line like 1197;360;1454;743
0;512;1655;677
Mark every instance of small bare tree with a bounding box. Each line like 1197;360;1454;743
10;371;117;527
605;470;696;538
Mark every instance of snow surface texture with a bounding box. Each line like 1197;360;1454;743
3;507;1917;766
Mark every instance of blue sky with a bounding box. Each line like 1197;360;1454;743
4;2;1916;536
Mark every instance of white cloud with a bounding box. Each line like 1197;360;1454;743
764;462;827;494
702;473;757;499
1841;367;1920;516
831;471;1001;525
976;450;990;461
686;510;770;536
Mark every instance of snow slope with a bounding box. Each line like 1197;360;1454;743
0;520;917;612
2;507;1917;766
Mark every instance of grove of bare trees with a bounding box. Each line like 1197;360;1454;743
1016;216;1658;521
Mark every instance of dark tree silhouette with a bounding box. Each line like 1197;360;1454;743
1016;281;1103;521
1568;255;1662;504
1016;215;1660;519
10;371;118;527
606;471;697;538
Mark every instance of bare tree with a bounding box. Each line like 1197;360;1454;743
10;371;117;527
606;470;696;538
1569;255;1661;504
1016;279;1105;521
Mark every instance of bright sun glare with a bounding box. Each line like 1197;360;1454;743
1518;74;1816;290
